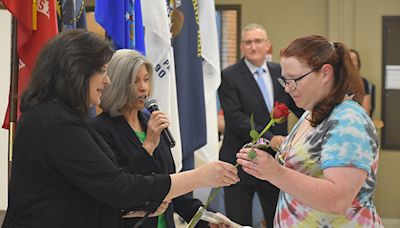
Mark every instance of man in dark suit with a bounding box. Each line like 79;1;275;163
218;23;303;227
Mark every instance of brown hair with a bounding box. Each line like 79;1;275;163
280;35;364;127
21;30;114;118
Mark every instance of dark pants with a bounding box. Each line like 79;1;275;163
224;182;279;228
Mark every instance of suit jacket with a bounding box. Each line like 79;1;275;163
218;59;303;185
2;102;170;228
90;112;207;228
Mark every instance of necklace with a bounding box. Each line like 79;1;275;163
289;119;312;148
275;114;314;166
276;119;312;165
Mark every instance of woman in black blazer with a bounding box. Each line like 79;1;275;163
2;30;238;228
90;49;218;228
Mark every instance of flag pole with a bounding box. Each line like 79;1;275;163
8;16;19;180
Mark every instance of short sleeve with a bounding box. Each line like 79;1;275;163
321;104;374;174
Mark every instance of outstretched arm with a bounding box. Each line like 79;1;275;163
165;161;239;201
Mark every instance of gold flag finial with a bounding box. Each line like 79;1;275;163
32;0;37;30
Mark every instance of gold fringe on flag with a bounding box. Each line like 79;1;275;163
56;0;62;18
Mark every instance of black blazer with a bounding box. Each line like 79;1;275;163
90;111;208;228
2;102;170;228
218;59;303;185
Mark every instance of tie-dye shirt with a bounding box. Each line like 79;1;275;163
274;100;383;228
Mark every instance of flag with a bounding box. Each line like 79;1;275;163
95;0;145;53
55;0;97;115
195;0;221;163
2;0;58;129
56;0;87;31
141;0;183;172
172;0;206;170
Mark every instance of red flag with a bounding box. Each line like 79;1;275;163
2;0;58;129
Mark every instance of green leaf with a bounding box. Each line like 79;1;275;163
249;130;259;143
250;113;255;131
247;148;257;160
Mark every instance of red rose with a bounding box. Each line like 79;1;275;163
271;102;289;123
189;103;291;227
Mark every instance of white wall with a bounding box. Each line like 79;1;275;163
0;10;11;210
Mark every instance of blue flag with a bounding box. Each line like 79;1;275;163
95;0;145;54
56;0;98;116
171;0;206;170
56;0;87;31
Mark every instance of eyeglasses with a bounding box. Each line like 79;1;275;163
278;66;322;90
96;68;108;78
241;38;267;47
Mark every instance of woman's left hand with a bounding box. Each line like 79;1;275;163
236;147;280;181
270;135;286;150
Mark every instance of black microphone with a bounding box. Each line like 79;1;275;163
144;97;176;148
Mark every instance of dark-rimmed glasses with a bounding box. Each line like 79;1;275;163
278;66;322;90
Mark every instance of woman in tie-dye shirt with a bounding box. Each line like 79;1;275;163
237;35;383;227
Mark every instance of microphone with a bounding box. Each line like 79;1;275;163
144;97;176;148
